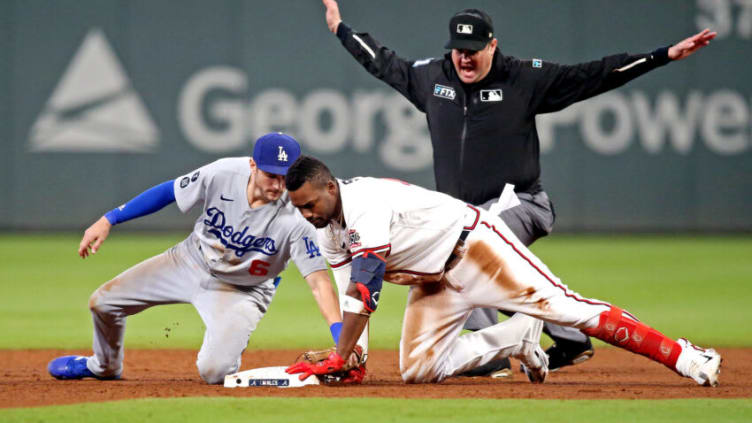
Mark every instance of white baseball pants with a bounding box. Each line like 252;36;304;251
400;207;611;383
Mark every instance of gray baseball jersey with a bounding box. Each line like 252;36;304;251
86;157;327;384
174;157;326;285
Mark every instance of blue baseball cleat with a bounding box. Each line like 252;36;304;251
47;355;119;380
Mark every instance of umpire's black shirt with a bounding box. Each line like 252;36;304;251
336;23;671;205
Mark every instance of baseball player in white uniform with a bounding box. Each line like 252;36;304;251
284;155;722;387
47;134;343;384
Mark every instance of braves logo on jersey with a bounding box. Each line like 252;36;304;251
203;207;278;257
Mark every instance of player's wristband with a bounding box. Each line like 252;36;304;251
329;322;343;345
104;180;176;225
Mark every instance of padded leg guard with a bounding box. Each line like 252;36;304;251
583;306;681;370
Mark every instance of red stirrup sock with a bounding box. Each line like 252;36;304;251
583;306;682;370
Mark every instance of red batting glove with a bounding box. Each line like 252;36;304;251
340;364;366;384
285;351;346;381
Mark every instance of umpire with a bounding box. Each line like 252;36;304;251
321;0;715;376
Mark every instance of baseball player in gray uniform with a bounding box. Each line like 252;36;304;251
47;133;343;384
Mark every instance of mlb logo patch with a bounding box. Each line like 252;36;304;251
457;24;473;34
433;84;456;100
532;58;543;68
480;89;503;102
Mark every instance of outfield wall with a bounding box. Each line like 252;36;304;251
0;0;750;230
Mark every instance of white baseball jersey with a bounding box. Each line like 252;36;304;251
315;176;620;384
317;177;469;281
174;157;326;286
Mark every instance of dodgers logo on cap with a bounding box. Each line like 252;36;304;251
252;133;301;175
277;146;288;162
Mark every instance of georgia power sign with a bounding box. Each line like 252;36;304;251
29;28;750;165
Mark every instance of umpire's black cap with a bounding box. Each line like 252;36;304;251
444;9;494;51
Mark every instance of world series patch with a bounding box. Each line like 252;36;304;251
348;229;361;249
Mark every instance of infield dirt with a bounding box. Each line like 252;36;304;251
2;348;751;408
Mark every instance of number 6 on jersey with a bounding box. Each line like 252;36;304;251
248;259;270;276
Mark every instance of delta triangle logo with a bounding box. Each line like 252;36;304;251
29;28;159;152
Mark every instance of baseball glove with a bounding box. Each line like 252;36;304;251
294;345;367;385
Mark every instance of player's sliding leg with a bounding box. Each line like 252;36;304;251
398;283;467;383
398;282;546;384
531;291;721;386
193;278;274;384
458;307;513;378
581;306;721;386
447;208;722;386
446;313;548;383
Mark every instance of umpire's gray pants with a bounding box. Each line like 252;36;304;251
463;191;588;343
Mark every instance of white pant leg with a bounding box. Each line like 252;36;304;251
87;241;200;377
444;313;544;378
193;278;275;384
399;282;469;383
399;208;613;384
446;209;611;332
399;281;544;383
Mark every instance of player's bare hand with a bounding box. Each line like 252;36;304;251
78;216;112;258
322;0;342;34
668;28;716;61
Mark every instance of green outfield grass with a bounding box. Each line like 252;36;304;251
1;233;751;421
2;397;751;423
1;233;750;349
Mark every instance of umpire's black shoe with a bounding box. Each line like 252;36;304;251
546;338;594;371
459;357;513;378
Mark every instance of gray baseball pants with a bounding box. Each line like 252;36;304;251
86;236;276;384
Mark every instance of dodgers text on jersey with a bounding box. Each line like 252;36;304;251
203;207;278;257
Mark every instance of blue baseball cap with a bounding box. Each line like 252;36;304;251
252;133;301;175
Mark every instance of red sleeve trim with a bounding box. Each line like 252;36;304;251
361;249;387;262
351;244;391;258
330;257;353;269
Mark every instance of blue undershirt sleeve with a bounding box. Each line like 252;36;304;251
329;322;343;345
104;180;176;225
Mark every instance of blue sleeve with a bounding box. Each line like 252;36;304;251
329;322;342;345
104;180;176;225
